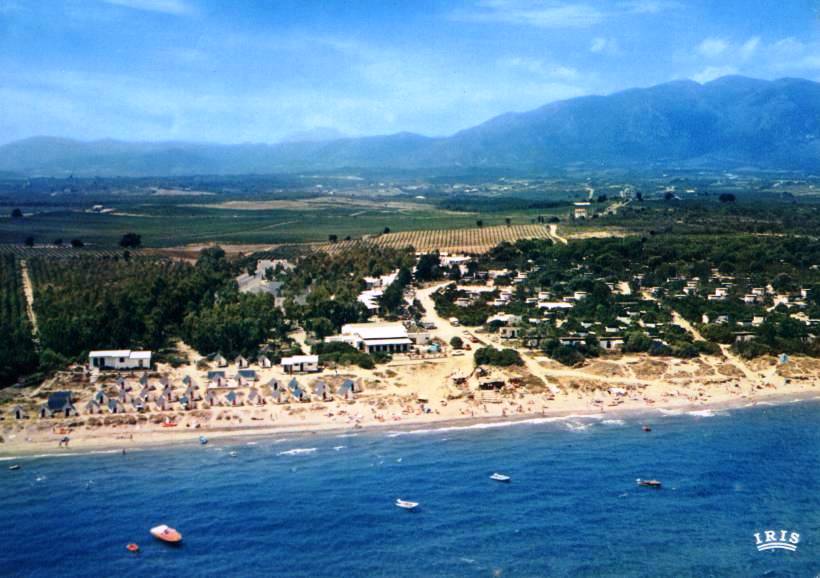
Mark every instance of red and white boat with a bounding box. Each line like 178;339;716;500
150;524;183;543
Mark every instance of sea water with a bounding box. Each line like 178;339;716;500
1;401;818;577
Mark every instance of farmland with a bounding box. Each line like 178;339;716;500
314;224;555;254
0;198;569;250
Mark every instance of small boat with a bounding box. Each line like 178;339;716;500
150;524;183;543
642;425;652;432
199;435;208;445
126;543;140;553
228;451;237;457
490;473;511;482
395;498;419;510
162;422;178;428
8;465;20;471
636;478;662;488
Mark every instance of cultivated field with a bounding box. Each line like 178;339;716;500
314;224;552;254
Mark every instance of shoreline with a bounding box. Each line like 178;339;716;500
3;389;818;461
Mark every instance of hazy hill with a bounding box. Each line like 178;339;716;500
1;76;817;176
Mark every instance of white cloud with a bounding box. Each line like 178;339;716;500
454;0;604;29
589;36;619;54
696;37;729;58
692;65;737;83
739;36;760;59
100;0;193;15
618;0;679;14
499;56;579;80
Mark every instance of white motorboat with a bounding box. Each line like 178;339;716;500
395;498;419;510
490;473;511;482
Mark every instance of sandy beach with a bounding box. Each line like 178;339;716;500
2;352;817;458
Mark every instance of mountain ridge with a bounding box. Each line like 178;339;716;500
1;75;818;176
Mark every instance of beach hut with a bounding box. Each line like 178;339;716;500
93;389;108;405
138;385;152;401
107;399;126;414
139;373;149;386
40;391;78;418
155;396;169;411
237;369;257;382
132;398;146;412
271;389;285;404
235;355;249;369
12;405;28;419
214;354;228;368
84;399;102;414
225;391;241;407
204;390;219;408
337;380;356;400
267;378;282;392
288;378;309;402
179;395;193;410
247;387;264;406
184;384;200;401
257;355;272;369
313;381;332;401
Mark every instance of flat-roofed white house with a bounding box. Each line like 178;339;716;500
327;322;414;354
88;350;152;370
281;354;319;374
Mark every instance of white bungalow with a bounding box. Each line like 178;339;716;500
235;355;249;368
281;355;319;374
88;350;152;370
326;322;413;354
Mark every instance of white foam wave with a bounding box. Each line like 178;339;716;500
686;409;724;418
565;421;589;432
333;445;346;451
658;408;683;416
277;448;317;456
386;414;602;437
602;419;625;426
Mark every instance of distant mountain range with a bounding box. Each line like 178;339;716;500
1;76;818;177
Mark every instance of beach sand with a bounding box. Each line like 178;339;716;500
1;350;817;458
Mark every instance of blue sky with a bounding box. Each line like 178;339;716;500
0;0;818;144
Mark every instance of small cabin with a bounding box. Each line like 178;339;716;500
257;355;272;369
84;400;102;414
235;355;249;369
281;355;319;374
313;381;332;401
40;391;78;418
237;369;258;382
88;350;152;370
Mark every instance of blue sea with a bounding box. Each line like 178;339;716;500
1;400;818;577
